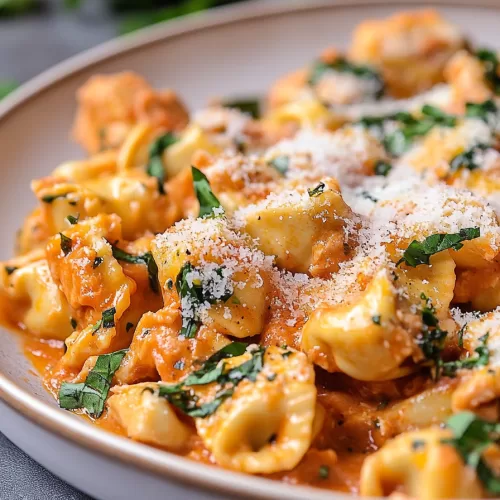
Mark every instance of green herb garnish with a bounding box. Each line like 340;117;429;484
268;155;289;175
223;98;260;119
309;57;384;99
477;48;500;95
318;465;330;479
58;348;127;418
5;266;18;275
175;262;233;338
59;233;73;256
41;193;69;203
66;213;80;225
147;132;178;194
397;228;480;267
308;182;326;197
374;160;392;176
450;144;490;172
372;315;381;325
446;412;500;494
441;333;490;377
111;245;159;294
191;166;223;218
465;99;498;122
157;343;265;418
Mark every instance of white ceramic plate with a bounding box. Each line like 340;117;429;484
1;1;500;498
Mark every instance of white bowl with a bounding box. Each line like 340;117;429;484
1;1;500;498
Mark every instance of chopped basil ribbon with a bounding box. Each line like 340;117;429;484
175;262;233;338
91;306;116;335
416;294;448;381
476;48;500;95
58;348;127;418
397;228;480;267
59;233;73;255
191;166;224;218
446;412;500;494
374;160;392;176
384;105;457;156
157;343;265;418
450;144;490;172
66;213;80;225
465;99;498;122
111;244;159;294
41;193;69;203
268;155;289;175
308;57;385;99
441;333;490;377
308;182;326;197
223;98;261;119
147;132;178;194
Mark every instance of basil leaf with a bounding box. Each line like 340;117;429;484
374;160;392;176
175;262;233;338
397;228;481;267
59;233;73;256
450;144;490;172
147;132;178;194
268;155;289;175
465;99;498;122
308;182;326;197
111;245;159;294
66;213;80;225
223;98;260;119
191;166;223;218
446;412;500;494
416;294;448;380
477;48;500;95
102;307;116;328
58;349;127;418
309;58;385;99
441;333;490;377
42;193;69;203
158;344;266;418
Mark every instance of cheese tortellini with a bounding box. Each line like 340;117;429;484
6;8;500;499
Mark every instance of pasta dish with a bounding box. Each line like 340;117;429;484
4;9;500;497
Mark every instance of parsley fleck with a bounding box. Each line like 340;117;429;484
372;315;381;325
397;228;480;267
41;193;69;203
412;440;426;451
59;233;73;256
268;155;289;175
58;349;127;418
5;266;17;275
66;213;80;225
70;318;77;329
458;324;467;348
374;160;392;177
318;464;330;479
93;256;104;269
465;99;498;122
450;144;490;172
308;182;325;197
441;333;490;378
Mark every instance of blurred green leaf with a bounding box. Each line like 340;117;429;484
119;0;215;34
0;0;40;16
0;81;18;99
63;0;82;9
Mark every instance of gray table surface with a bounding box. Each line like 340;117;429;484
2;2;126;499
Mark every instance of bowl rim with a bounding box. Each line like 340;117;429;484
1;0;499;498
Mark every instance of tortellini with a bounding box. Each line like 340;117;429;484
0;250;72;340
360;428;482;498
152;217;271;338
236;179;357;276
108;382;192;450
196;346;318;474
302;269;416;380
